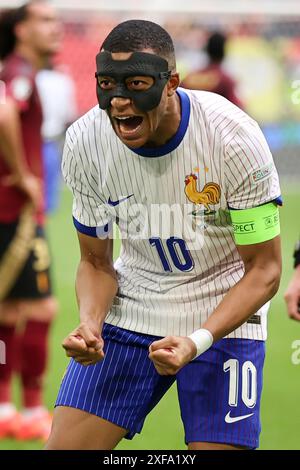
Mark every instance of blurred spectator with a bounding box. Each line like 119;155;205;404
182;32;243;108
36;65;78;213
0;0;61;442
284;240;300;322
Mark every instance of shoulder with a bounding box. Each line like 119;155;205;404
1;55;37;108
1;54;34;81
182;66;221;90
185;89;255;145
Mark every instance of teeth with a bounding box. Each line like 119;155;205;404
115;116;132;120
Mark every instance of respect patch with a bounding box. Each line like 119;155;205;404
230;202;280;245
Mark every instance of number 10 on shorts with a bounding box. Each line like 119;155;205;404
224;359;257;408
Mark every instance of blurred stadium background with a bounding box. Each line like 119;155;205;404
0;0;300;450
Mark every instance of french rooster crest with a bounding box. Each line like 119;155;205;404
184;174;221;215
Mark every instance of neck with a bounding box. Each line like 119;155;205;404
15;44;47;70
146;92;181;147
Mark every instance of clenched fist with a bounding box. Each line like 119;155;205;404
149;335;197;375
62;322;104;366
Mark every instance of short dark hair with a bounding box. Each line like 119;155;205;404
206;32;226;63
0;1;44;60
101;19;176;71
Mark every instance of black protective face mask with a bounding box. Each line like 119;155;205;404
95;51;171;112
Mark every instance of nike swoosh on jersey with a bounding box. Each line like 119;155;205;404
224;411;254;423
107;195;134;206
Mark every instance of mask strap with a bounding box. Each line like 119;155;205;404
159;71;172;79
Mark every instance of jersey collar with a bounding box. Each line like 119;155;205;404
129;88;190;158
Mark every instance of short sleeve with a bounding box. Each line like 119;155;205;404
224;119;281;209
6;75;34;112
62;130;112;238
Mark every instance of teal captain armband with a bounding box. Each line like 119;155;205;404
230;202;280;245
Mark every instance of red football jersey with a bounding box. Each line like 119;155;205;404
0;53;45;224
182;63;243;109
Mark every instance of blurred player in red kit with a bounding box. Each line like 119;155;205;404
0;0;62;441
284;240;300;321
182;32;243;108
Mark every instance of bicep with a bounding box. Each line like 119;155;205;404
237;235;282;273
0;98;19;128
77;231;114;267
6;75;34;112
0;98;25;159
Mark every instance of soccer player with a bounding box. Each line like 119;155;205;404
46;20;282;450
284;241;300;321
182;32;243;108
0;1;61;440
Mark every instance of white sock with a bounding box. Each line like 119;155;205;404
0;403;16;419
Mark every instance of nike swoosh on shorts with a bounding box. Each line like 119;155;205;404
224;411;254;423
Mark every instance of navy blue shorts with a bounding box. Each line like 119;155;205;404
56;323;265;449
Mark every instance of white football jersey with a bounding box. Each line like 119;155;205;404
62;88;281;340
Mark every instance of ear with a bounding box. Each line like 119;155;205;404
167;73;180;97
14;21;28;43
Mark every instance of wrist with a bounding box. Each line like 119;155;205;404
11;171;32;187
188;328;213;359
79;314;104;335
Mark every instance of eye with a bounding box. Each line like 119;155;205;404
132;80;142;86
128;80;146;90
97;77;115;90
126;76;154;91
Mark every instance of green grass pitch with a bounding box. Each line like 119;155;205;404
0;186;299;450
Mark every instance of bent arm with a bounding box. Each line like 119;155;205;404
149;236;281;375
0;98;42;207
284;265;300;321
76;232;118;335
202;235;282;341
0;98;28;177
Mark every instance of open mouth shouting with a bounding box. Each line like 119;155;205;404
113;115;144;141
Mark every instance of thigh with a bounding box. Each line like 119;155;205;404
0;299;22;325
46;406;127;450
19;296;58;322
55;324;176;446
0;296;57;326
177;338;265;450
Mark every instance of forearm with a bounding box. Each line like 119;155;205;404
202;265;280;342
0;99;29;176
284;265;300;321
76;259;118;331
